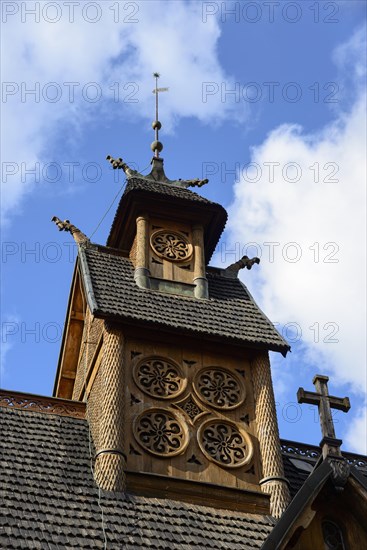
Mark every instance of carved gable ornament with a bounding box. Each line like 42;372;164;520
134;408;189;457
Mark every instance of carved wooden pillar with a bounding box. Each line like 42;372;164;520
94;323;126;492
134;214;151;289
251;352;291;518
192;224;208;299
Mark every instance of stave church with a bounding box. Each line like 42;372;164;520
1;78;366;549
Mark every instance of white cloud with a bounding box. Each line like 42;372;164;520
227;27;366;398
345;403;367;455
1;1;236;224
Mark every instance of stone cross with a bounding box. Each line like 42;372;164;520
297;375;351;459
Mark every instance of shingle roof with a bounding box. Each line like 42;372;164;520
123;178;218;205
2;405;367;548
282;456;316;499
0;407;275;549
79;245;290;355
281;439;367;498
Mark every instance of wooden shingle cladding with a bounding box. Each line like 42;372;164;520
0;406;275;549
1;404;366;548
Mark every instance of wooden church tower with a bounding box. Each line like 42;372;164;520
2;74;366;550
52;75;292;519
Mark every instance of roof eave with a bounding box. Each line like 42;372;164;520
107;183;228;263
86;309;289;355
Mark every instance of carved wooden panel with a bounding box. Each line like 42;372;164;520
148;218;194;284
124;339;260;493
150;230;193;262
197;419;253;468
133;408;189;457
0;390;85;419
193;367;246;410
133;356;186;399
173;393;209;425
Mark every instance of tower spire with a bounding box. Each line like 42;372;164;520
151;72;168;158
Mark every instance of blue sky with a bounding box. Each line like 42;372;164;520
1;1;366;453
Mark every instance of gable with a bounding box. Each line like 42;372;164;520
53;263;86;398
263;457;367;549
289;477;367;549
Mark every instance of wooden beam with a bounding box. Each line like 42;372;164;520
71;311;84;322
77;331;103;401
55;269;86;399
126;470;270;515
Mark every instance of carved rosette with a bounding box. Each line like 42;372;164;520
134;408;189;457
150;230;192;262
198;419;253;469
193;367;245;410
133;356;186;399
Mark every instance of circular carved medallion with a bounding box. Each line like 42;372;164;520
133;356;186;399
150;230;192;262
134;409;189;457
197;419;253;468
193;367;245;410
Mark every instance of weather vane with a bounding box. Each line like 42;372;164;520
106;73;208;189
151;72;168;158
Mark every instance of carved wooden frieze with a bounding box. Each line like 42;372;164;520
0;390;86;419
150;229;192;262
128;349;255;479
133;408;189;457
